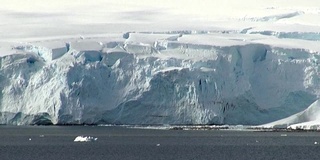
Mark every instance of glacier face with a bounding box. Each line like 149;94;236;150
1;33;320;125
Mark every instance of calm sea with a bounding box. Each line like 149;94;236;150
0;125;320;160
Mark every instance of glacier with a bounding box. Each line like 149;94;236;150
1;32;320;125
1;0;320;127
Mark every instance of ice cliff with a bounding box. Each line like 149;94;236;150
1;32;320;125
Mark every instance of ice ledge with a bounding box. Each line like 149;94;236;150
12;42;68;61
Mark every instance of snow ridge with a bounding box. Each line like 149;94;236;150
240;11;303;22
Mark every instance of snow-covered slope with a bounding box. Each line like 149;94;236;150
260;100;320;130
1;0;320;125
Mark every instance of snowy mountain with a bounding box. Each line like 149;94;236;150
1;0;320;126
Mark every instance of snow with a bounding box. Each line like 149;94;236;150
260;100;320;130
1;0;320;126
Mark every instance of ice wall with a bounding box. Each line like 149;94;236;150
0;34;319;125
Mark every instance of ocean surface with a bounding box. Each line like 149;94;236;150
1;126;320;160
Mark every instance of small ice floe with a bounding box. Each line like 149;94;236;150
156;144;160;147
74;136;98;142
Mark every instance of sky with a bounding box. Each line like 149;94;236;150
1;0;320;40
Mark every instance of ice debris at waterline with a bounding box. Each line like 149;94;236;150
74;136;98;142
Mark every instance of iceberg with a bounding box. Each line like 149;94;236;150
74;136;98;142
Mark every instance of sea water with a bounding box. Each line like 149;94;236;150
0;126;320;160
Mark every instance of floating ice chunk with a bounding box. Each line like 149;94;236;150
74;136;98;142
